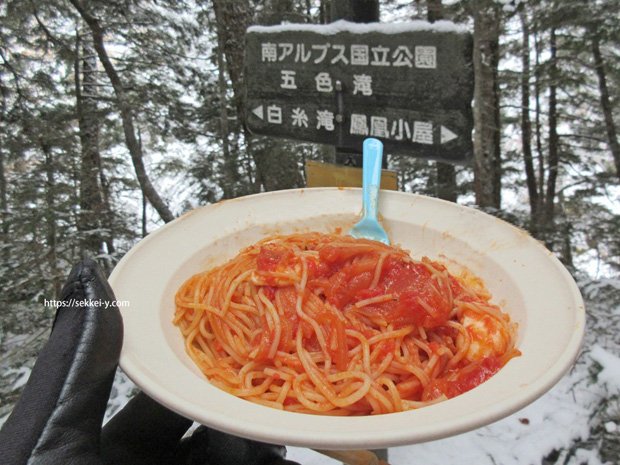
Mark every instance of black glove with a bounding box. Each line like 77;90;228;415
0;259;300;465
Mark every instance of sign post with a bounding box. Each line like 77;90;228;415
244;21;474;164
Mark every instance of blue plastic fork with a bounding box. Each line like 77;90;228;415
349;138;390;245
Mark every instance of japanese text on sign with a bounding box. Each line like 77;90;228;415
251;104;459;146
244;22;474;163
261;42;437;69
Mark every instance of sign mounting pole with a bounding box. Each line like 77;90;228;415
331;0;381;168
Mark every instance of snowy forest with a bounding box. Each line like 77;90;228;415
1;0;619;464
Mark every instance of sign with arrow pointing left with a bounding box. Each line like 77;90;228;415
244;21;474;163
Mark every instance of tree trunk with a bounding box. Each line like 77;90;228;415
42;143;61;297
330;0;379;23
210;0;256;193
471;0;502;209
212;0;303;193
0;85;10;271
98;162;115;266
560;220;574;269
591;31;620;180
533;29;545;212
543;27;559;229
427;0;443;22
142;191;148;238
519;9;539;225
70;0;175;224
75;29;105;258
213;0;304;192
212;2;241;199
207;0;254;194
211;0;253;126
0;134;9;270
320;0;330;23
428;0;457;202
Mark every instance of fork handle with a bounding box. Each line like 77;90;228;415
362;138;384;220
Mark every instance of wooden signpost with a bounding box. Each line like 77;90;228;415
244;21;474;164
305;160;398;190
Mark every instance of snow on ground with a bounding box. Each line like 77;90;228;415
590;346;620;396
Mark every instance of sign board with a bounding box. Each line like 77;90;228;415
305;160;398;190
244;21;474;163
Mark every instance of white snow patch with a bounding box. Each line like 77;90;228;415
590;345;620;395
248;19;469;35
10;367;31;391
104;370;138;423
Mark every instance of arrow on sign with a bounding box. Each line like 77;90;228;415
440;126;458;144
252;105;264;120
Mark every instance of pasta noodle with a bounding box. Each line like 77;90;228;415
174;232;519;415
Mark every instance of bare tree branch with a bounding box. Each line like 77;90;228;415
68;0;174;223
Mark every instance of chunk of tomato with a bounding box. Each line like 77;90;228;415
325;270;373;308
423;356;503;400
256;244;293;271
377;258;451;328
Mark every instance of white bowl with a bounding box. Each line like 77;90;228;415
109;188;585;450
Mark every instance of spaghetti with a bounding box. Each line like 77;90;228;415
174;232;519;415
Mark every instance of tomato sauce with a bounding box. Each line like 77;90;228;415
254;238;514;403
423;356;503;400
302;249;453;329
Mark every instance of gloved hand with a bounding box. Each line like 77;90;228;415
0;259;300;465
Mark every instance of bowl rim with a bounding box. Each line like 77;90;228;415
109;187;586;450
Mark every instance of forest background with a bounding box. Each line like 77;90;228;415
1;0;619;464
